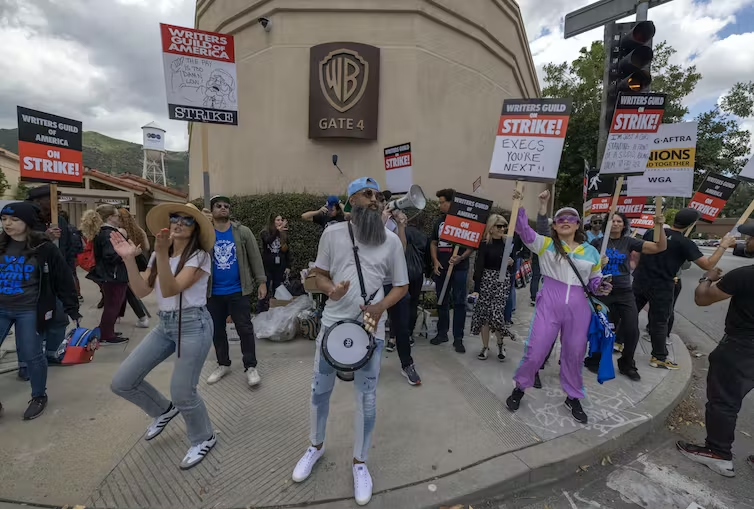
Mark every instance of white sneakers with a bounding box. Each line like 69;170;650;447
179;434;217;470
292;445;325;482
246;367;261;387
292;446;373;506
207;366;231;384
136;316;149;328
145;403;180;441
352;463;373;506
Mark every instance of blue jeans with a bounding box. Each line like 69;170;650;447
111;307;215;445
434;269;468;341
0;308;47;398
310;332;384;462
505;259;521;322
18;299;67;371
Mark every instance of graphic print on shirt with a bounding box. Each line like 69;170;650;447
213;239;237;270
437;221;452;249
0;255;35;295
604;247;625;276
269;237;281;254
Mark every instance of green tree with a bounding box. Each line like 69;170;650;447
0;169;9;198
542;41;701;208
722;181;754;218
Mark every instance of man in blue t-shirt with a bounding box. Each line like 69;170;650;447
206;195;268;388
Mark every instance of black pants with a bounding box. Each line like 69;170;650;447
407;277;423;339
207;292;257;369
650;278;683;337
633;279;675;361
384;284;414;369
125;287;147;319
256;268;286;314
705;336;754;458
607;287;640;364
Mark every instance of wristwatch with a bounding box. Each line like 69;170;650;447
699;276;710;283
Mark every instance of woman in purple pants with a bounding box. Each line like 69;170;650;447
505;189;612;424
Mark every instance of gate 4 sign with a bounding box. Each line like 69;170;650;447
17;106;83;184
439;192;493;249
627;122;697;198
488;98;572;183
600;92;666;176
161;24;238;125
688;173;739;223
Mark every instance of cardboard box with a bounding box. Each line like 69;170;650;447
269;299;292;308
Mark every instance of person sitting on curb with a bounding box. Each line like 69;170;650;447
677;223;754;478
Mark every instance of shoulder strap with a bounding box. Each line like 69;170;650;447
347;222;378;306
563;251;599;310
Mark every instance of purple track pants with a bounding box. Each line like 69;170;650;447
514;276;591;399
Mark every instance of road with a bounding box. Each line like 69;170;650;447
482;248;754;509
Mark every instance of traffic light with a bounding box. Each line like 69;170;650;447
602;21;655;132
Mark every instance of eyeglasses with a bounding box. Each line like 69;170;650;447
495;224;506;229
169;213;196;227
555;215;580;225
214;203;230;210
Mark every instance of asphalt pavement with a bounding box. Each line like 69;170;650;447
484;248;754;509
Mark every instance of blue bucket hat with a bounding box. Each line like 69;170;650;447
344;177;380;212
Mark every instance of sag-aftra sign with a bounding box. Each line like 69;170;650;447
309;42;380;140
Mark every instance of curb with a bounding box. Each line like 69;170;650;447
306;332;693;509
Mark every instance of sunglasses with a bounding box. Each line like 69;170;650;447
495;224;507;229
555;215;580;225
169;213;196;227
359;189;384;201
214;203;230;209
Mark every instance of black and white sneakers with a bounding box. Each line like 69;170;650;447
145;403;180;441
180;434;217;470
677;441;734;477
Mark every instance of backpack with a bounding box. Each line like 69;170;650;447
77;239;95;271
52;323;101;365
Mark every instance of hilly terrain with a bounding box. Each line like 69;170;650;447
0;128;189;190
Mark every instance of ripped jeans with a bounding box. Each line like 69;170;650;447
310;331;384;462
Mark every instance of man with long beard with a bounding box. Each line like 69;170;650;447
291;177;408;506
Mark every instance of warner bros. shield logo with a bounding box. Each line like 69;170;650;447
319;49;370;113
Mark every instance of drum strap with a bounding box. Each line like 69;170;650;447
347;222;378;306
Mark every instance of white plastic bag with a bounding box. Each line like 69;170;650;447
275;284;293;301
253;295;313;342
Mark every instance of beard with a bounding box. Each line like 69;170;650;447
351;204;386;246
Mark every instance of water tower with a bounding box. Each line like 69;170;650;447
141;122;167;186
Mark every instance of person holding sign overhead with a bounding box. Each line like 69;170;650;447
505;188;612;424
430;188;473;353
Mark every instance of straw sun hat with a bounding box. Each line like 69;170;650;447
146;202;216;253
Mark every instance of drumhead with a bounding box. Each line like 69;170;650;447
322;320;373;371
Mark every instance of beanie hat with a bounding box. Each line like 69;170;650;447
1;202;41;228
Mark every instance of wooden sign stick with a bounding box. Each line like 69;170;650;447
201;123;210;210
654;195;664;239
684;222;696;237
499;180;524;282
49;182;59;248
734;199;754;230
437;245;459;306
600;176;624;257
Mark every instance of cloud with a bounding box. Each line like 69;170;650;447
0;0;194;151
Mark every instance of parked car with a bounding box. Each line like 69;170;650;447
733;241;753;258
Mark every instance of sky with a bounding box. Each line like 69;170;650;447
0;0;752;152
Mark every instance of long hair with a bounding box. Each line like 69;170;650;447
118;208;148;248
0;229;49;257
79;209;102;241
483;213;506;243
265;213;279;236
551;221;587;259
610;211;631;237
146;220;206;288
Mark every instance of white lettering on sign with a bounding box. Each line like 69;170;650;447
500;119;564;136
442;225;480;244
385;155;411;169
689;201;719;217
612;113;661;132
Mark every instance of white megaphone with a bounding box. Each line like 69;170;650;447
387;185;427;212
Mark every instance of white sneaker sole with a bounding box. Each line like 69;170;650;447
678;448;735;477
145;407;180;441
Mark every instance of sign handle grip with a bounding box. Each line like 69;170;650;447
499;180;524;282
437;245;460;306
654;196;663;239
49;183;59;248
600;175;624;257
201;123;210;210
735;199;754;228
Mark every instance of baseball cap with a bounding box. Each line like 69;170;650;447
210;195;231;208
326;195;339;208
344;177;380;212
738;223;754;237
555;207;581;219
673;208;701;228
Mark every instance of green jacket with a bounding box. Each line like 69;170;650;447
209;222;267;297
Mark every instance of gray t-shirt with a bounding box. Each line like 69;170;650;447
592;236;644;290
0;240;40;308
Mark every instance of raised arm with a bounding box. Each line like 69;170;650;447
110;231;154;299
641;214;668;254
693;234;737;270
302;206;327;221
514;188;551;256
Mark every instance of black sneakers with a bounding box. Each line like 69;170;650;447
533;372;543;389
430;335;449;345
618;358;641;381
401;364;422;386
677;441;734;477
506;388;525;412
385;341;396;353
454;341;466;353
101;335;129;345
565;398;588;424
24;395;48;420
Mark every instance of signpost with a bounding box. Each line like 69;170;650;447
160;23;238;208
488;98;571;280
437;192;493;304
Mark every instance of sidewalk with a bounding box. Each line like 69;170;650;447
0;271;692;508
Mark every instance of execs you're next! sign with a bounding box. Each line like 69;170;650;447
309;43;380;140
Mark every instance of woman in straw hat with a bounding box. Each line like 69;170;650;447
109;202;217;470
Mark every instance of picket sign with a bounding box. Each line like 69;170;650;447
437;246;460;305
684;223;695;237
600;176;625;257
654;196;663;239
733;199;754;233
498;180;525;282
49;183;59;247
